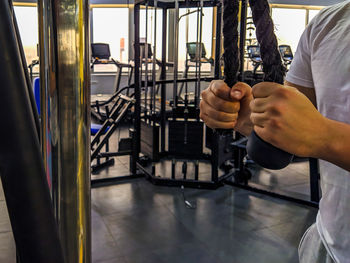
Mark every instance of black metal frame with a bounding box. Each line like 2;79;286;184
131;0;320;207
91;94;135;175
91;0;320;208
132;0;229;189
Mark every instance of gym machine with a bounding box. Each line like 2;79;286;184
244;44;294;85
132;0;239;189
178;42;214;97
91;43;134;94
91;43;134;122
279;44;294;69
91;93;135;176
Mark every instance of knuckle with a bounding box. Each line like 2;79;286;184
271;103;284;115
275;87;289;98
266;104;277;115
268;117;281;130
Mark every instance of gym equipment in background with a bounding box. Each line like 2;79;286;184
245;44;264;84
91;43;134;93
91;94;135;176
91;43;134;122
279;44;294;69
132;0;234;189
90;0;319;207
178;42;214;96
28;59;39;82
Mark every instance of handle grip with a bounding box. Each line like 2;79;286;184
246;131;293;170
215;128;234;136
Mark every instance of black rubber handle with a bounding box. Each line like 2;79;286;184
246;131;293;170
215;128;233;136
245;0;293;169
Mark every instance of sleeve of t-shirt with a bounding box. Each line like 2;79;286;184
285;24;314;88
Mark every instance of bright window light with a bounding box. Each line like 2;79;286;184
177;7;213;72
308;9;320;24
272;8;306;54
14;6;38;67
92;8;129;71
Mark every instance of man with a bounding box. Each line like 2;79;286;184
200;1;350;262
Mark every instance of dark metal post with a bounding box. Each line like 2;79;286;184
132;3;141;174
309;158;320;202
0;1;64;261
161;8;167;153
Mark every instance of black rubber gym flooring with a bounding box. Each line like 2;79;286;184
0;156;317;263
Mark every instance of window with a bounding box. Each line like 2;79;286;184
139;7;213;72
92;8;129;72
272;8;306;54
308;9;320;24
177;7;213;72
14;6;39;69
140;8;163;58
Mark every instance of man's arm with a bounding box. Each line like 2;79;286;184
319;118;350;172
284;80;317;106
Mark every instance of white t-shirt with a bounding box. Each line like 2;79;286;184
285;2;350;262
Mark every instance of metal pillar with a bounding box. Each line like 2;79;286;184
160;8;167;152
239;0;247;81
309;158;320;202
38;0;91;261
132;3;141;174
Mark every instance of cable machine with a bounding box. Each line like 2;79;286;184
132;0;320;206
133;0;239;189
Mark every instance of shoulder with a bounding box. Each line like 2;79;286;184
304;1;350;45
309;1;350;28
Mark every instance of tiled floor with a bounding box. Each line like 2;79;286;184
0;159;317;263
90;176;316;263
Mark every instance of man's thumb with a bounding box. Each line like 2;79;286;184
230;82;250;100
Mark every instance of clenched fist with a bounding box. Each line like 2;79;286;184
200;80;253;136
250;82;328;157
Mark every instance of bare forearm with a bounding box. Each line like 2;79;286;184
314;118;350;172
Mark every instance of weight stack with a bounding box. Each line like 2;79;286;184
168;120;203;159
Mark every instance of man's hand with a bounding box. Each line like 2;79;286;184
250;82;328;157
200;80;253;136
